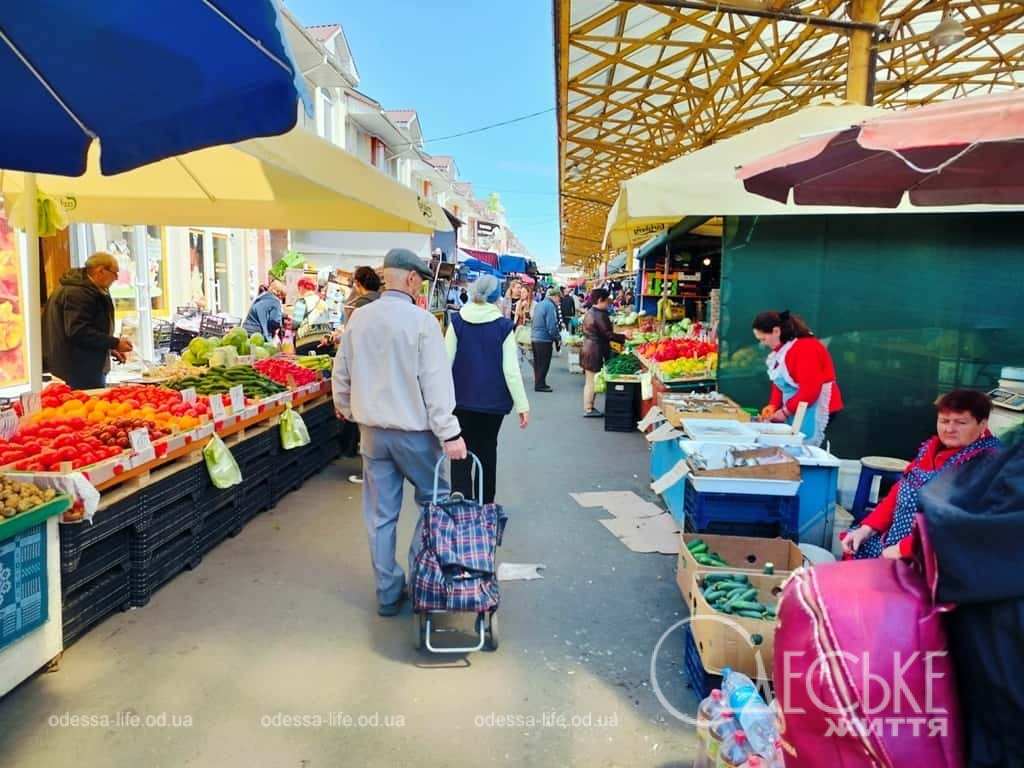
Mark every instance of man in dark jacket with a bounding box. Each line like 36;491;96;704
44;253;133;389
559;286;576;332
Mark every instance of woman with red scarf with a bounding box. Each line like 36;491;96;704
843;389;1001;559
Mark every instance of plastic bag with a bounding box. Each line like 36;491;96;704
514;325;531;347
594;369;607;393
279;405;311;451
202;434;242;489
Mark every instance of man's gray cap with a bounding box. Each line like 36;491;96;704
383;248;432;278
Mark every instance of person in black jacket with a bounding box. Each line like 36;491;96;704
559;286;576;332
44;253;133;389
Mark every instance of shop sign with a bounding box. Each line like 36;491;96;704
475;220;501;250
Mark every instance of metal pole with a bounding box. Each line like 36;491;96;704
23;173;43;391
641;0;879;32
845;0;882;104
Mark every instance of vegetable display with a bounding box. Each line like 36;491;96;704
168;366;286;399
254;358;320;386
699;573;776;620
611;310;639;326
295;355;333;373
0;476;56;518
685;537;730;567
637;337;718;379
179;329;276;366
604;353;643;377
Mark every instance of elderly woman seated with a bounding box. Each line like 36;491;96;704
843;389;1002;560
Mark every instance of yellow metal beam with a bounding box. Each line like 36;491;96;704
845;0;881;104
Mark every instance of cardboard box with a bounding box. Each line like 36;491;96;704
688;569;786;680
676;532;804;606
658;393;750;426
690;446;801;482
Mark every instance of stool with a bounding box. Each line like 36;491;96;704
851;456;908;523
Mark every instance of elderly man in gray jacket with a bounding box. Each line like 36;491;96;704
333;248;468;616
530;287;562;393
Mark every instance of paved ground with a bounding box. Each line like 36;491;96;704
0;356;700;768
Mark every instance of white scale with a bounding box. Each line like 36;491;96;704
988;366;1024;437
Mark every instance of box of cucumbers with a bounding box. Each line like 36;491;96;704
698;572;777;621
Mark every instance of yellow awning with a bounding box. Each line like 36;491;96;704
1;128;451;233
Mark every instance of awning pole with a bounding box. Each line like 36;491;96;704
846;0;881;105
23;173;43;392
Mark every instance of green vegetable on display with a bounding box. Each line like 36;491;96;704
686;537;730;567
699;572;776;621
168;365;286;399
604;353;643;376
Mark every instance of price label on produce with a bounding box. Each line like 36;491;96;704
181;387;197;404
0;410;19;440
209;393;227;419
129;427;152;452
229;385;245;414
236;355;253;366
19;391;41;416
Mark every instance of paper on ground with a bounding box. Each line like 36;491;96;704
497;563;546;581
651;459;690;496
599;513;680;555
570;491;663;519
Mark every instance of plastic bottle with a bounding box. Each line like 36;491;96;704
717;729;752;767
696;689;726;746
721;668;779;758
703;709;738;766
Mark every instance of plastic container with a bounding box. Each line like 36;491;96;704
197;499;242;556
678;441;801;497
140;464;203;512
130;528;200;607
722;668;779;759
60;493;141;573
706;710;738;767
717;729;752;767
61;527;131;596
684;624;722;699
62;563;131;646
684;480;800;540
783;445;840;549
697;689;726;749
682;419;759;443
604;381;640;432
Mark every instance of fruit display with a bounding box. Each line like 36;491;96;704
294;355;333;373
604;353;643;377
699;573;776;621
636;337;718;380
0;476;57;518
255;358;320;386
168;366;286;399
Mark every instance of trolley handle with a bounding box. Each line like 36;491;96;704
432;452;484;505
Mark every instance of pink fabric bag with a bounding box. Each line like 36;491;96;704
773;550;963;768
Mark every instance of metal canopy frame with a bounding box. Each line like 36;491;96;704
555;0;1024;266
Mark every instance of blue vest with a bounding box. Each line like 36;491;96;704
451;314;515;415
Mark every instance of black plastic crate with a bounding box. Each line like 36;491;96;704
683;624;721;699
240;457;275;522
62;527;131;596
683;482;800;540
197;478;238;514
60;494;141;573
140;464;203;513
229;429;278;467
62;564;131;646
308;420;340;447
132;496;201;556
272;460;305;502
130;529;200;607
197;500;242;556
300;402;335;430
604;411;637;433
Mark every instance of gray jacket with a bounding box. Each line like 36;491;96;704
530;298;561;343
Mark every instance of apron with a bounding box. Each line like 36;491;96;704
854;434;1002;559
766;339;832;447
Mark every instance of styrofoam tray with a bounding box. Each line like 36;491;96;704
749;422;806;447
681;418;758;443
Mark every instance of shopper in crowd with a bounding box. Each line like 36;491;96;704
530;287;562;393
499;280;518;320
513;282;532;328
843;389;1001;560
559;286;576;332
43;252;134;389
580;288;626;417
444;275;530;504
339;266;382;486
752;310;844;447
242;279;286;340
333;248;467;617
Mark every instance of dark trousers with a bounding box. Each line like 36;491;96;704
451;408;505;505
531;341;554;388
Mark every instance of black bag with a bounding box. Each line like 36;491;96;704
920;443;1024;768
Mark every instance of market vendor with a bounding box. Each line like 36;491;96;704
581;288;626;418
752;310;843;447
843;389;1001;560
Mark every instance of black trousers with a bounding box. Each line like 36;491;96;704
451;408;505;505
531;341;554;388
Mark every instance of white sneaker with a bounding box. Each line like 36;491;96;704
348;475;363;484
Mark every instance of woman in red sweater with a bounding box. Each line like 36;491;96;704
752;310;843;447
843;389;1001;559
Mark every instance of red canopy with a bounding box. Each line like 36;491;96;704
738;91;1024;208
460;248;499;269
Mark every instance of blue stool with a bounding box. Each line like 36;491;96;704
851;456;908;523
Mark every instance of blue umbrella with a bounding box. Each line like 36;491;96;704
0;0;310;176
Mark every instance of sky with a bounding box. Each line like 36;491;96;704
285;0;561;269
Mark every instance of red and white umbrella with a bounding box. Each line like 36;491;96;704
737;91;1024;208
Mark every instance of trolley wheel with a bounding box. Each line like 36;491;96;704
413;613;425;650
484;611;499;651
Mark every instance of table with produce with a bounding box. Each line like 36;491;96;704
0;332;343;666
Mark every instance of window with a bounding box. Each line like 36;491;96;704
85;225;168;318
320;89;335;143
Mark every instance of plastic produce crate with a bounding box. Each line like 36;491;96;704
140;464;203;513
61;527;131;596
229;429;278;468
132;496;201;555
60;493;141;573
198;476;238;515
683;624;721;699
0;523;48;652
197;498;242;556
130;528;200;607
682;480;800;540
300;402;335;430
62;563;130;646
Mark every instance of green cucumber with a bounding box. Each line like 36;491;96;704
738;610;765;619
739;588;759;602
686;539;708;553
732;600;767;612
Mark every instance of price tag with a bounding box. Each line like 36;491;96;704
129;427;152;452
0;409;18;440
19;391;41;416
181;387;197;404
236;355;253;366
229;385;245;413
209;393;227;419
